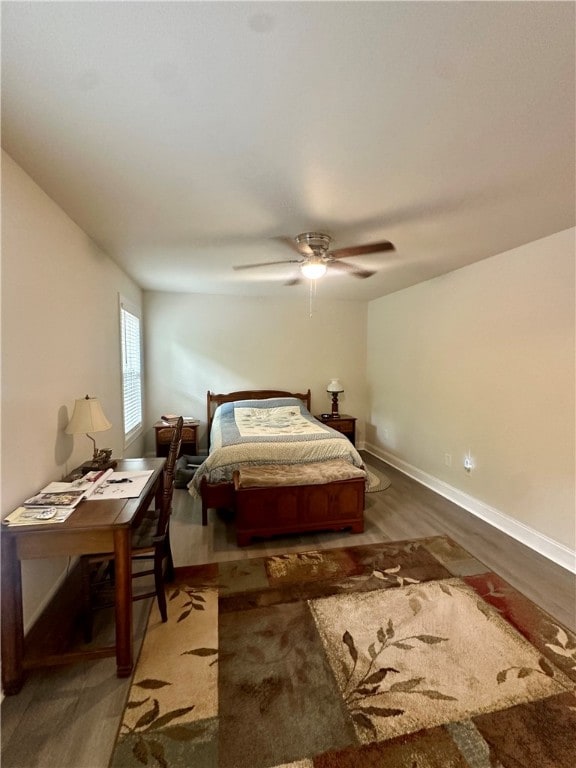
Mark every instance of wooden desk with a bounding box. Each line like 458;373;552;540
1;457;165;695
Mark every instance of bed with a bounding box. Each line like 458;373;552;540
188;389;366;539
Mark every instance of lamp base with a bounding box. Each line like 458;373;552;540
79;459;117;475
330;391;341;418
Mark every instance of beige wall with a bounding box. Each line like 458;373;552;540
143;292;367;453
367;228;575;552
1;152;144;627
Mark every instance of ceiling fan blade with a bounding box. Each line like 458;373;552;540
330;240;395;259
233;259;300;271
328;260;375;279
284;277;303;286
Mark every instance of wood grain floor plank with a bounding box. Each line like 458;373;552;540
172;453;575;630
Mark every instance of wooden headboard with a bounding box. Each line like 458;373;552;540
206;388;312;448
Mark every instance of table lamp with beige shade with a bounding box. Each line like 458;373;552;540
66;395;116;472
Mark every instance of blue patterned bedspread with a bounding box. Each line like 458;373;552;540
189;397;364;494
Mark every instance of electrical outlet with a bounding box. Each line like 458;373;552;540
444;453;452;467
464;455;474;472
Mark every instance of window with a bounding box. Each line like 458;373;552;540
119;298;143;445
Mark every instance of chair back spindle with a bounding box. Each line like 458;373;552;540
156;416;183;538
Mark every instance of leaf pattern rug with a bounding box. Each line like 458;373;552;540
109;535;576;767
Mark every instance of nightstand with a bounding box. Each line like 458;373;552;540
154;419;199;457
316;414;357;446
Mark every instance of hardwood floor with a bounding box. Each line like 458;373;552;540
1;453;574;768
171;453;575;631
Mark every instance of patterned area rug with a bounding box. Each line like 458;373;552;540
109;536;576;768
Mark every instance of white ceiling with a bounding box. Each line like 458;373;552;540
2;1;574;300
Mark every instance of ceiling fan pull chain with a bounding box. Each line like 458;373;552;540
308;276;319;317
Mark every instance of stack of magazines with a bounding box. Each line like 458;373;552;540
23;489;85;510
3;469;114;526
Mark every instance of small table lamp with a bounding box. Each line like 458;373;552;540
326;378;344;418
66;395;113;469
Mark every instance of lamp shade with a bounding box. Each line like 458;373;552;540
326;378;344;393
66;395;112;435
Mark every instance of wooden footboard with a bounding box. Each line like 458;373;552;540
233;473;365;546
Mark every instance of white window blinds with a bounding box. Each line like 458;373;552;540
120;300;143;444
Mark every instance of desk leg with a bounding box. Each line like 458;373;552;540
113;528;133;678
1;534;25;694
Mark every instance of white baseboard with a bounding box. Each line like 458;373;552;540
364;443;576;574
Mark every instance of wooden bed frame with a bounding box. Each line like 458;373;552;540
200;388;365;542
199;389;312;525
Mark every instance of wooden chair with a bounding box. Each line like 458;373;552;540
81;417;183;641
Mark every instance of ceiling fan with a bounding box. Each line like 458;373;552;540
233;232;395;285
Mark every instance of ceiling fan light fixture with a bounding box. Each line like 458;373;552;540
300;260;327;280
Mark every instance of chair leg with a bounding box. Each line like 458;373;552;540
164;531;175;583
202;499;208;526
154;553;168;623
